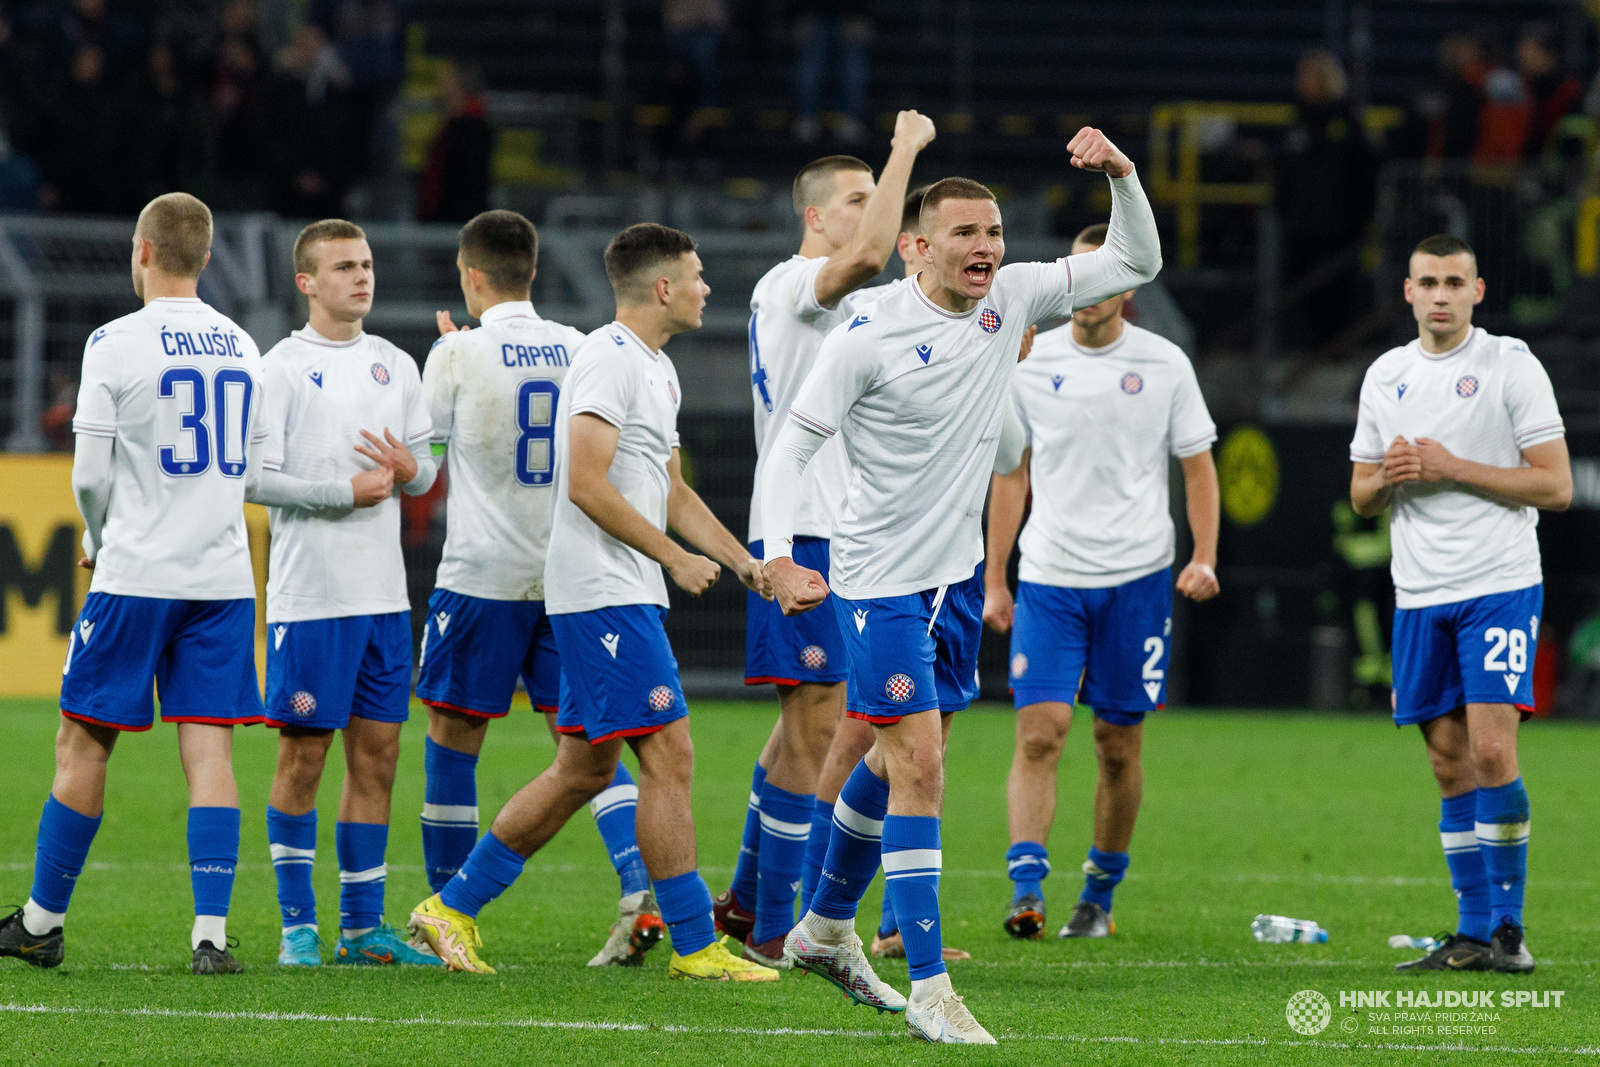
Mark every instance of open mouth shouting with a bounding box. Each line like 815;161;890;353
963;260;994;288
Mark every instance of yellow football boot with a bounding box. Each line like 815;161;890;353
407;894;495;974
668;938;780;981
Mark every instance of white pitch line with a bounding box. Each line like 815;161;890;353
2;1003;1594;1055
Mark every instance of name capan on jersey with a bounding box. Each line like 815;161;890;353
72;297;266;599
747;255;867;541
1350;327;1565;609
259;327;432;622
1015;322;1215;588
424;301;586;601
543;322;683;615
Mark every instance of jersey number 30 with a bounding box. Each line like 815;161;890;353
516;379;560;486
159;366;254;478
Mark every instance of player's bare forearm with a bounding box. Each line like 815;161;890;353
1418;437;1572;511
1180;451;1219;568
1350;462;1392;519
985;463;1028;592
568;413;686;569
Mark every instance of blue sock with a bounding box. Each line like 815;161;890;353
752;781;813;944
883;814;944;981
1007;840;1050;902
27;795;102;919
267;806;318;930
654;869;716;956
878;879;897;938
1441;790;1491;941
335;821;388;932
1080;846;1130;911
589;763;650;898
811;760;888;920
1476;778;1531;931
440;831;526;919
799;797;833;915
730;762;766;908
187;807;239;921
421;737;479;893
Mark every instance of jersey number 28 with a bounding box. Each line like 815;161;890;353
159;366;254;478
516;379;560;486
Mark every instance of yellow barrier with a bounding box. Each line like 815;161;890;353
1147;101;1404;268
1577;197;1600;278
0;454;270;699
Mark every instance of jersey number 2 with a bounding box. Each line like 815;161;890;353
515;379;560;486
159;366;254;478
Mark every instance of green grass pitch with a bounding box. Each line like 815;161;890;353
0;696;1594;1064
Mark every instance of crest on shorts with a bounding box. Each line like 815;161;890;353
1121;372;1144;395
648;685;675;713
801;645;827;670
1010;653;1028;678
290;691;317;719
370;362;390;385
885;673;916;703
1456;375;1479;398
980;308;1002;333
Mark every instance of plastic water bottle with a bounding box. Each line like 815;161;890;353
1389;934;1439;951
1251;915;1329;943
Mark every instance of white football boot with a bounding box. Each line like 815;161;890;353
783;913;906;1013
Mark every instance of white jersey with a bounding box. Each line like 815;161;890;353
1015;323;1215;588
424;301;586;601
544;322;683;615
747;255;863;542
260;326;431;622
1350;327;1564;609
72;297;265;600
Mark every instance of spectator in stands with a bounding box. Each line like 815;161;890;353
792;0;869;144
131;43;214;204
1469;28;1531;165
416;58;492;222
38;44;130;213
658;0;726;177
1275;48;1377;349
209;0;269;209
0;122;41;211
264;22;352;218
29;0;143;94
1516;23;1582;157
308;0;405;189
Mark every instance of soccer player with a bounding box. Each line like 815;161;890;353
414;209;662;967
762;129;1161;1043
0;194;264;975
408;224;776;981
723;111;936;967
982;221;1220;942
252;220;440;968
1350;234;1569;974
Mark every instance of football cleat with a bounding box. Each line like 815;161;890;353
277;927;324;966
783;919;906;1012
741;932;793;970
408;894;495;974
1489;922;1536;974
906;978;996;1045
336;922;443;966
1004;893;1046;940
869;928;971;961
712;887;755;943
0;907;64;969
667;938;780;981
1395;931;1491;972
588;891;668;967
192;938;243;975
1059;901;1115;939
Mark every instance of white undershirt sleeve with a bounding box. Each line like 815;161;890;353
400;445;438;495
758;420;828;562
992;397;1028;475
71;432;114;561
248;468;357;509
1063;171;1162;310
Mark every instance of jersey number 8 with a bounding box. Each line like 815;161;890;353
159;366;254;478
516;378;560;487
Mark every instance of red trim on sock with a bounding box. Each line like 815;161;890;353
745;675;801;686
161;714;266;727
421;698;509;720
61;708;152;733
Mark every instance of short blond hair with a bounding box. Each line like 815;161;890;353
136;193;213;277
293;219;367;276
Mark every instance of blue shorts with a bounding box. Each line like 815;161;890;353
415;589;561;718
745;537;847;686
60;593;263;731
550;605;688;744
1009;569;1173;725
265;611;412;729
838;565;984;724
1392;585;1542;726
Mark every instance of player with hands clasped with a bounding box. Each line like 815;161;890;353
983;222;1219;944
409;224;774;981
1350;234;1569;974
763;128;1161;1043
251;220;441;970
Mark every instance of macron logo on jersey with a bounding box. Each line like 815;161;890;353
308;371;323;388
273;625;287;650
78;620;95;645
601;632;620;658
1397;383;1407;400
849;314;871;331
853;609;868;634
916;344;933;364
1051;374;1064;391
434;612;451;637
90;328;108;347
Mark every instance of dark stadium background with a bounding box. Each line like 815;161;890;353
4;0;1600;714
